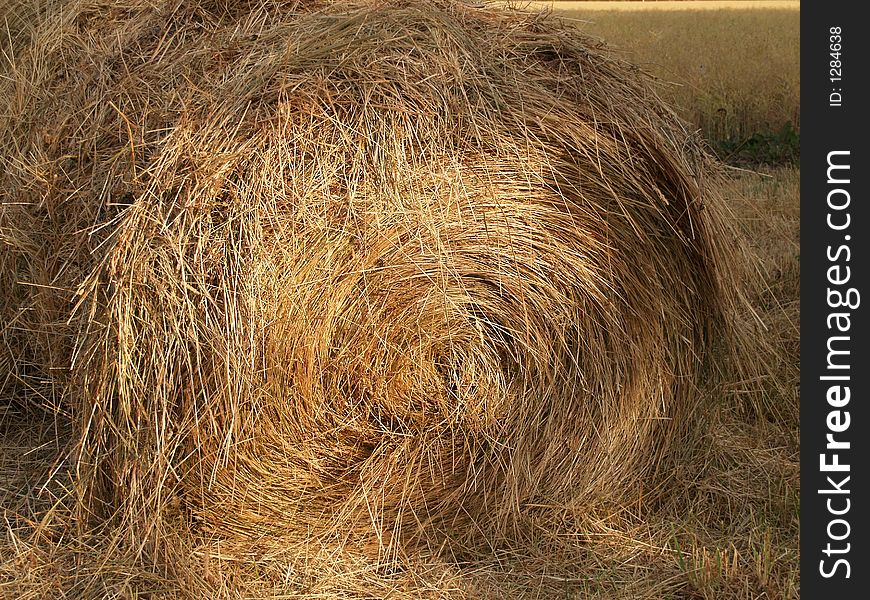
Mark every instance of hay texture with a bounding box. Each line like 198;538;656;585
1;0;741;561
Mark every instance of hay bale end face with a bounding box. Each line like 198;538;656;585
1;0;741;558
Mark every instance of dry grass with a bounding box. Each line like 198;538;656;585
0;0;798;598
534;1;800;146
532;2;799;11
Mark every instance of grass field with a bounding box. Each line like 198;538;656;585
531;1;800;160
0;1;800;598
532;2;798;10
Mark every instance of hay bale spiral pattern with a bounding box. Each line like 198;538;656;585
0;0;740;555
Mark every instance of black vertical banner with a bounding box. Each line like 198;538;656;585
802;3;869;597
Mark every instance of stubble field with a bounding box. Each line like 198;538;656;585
530;1;800;155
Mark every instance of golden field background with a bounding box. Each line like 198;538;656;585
533;0;800;152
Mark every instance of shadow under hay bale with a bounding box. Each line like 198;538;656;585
1;0;747;569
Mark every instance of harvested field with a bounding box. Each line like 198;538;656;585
540;1;801;148
530;2;799;11
0;0;797;598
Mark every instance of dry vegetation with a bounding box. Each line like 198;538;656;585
0;1;799;598
536;1;800;148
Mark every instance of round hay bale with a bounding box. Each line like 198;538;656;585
0;0;743;557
